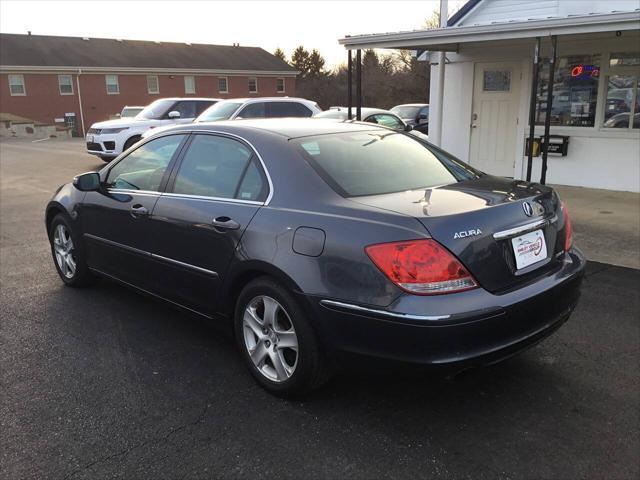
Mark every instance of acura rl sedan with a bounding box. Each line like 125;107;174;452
46;119;585;396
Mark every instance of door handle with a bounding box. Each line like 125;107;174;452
130;204;149;218
211;216;240;230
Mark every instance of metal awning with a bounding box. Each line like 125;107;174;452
339;10;640;51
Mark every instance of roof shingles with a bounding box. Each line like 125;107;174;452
0;33;296;72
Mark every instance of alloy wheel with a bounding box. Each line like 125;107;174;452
242;295;298;383
53;224;76;279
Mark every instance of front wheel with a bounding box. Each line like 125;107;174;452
49;214;95;287
234;277;331;397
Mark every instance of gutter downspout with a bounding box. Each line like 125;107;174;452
433;0;448;147
76;69;86;137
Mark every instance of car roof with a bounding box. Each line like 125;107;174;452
392;103;429;108
218;97;316;104
315;107;398;118
153;97;222;102
156;118;389;139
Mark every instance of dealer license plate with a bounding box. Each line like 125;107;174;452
86;134;94;142
511;229;547;270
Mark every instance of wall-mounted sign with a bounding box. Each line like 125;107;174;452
64;112;76;117
54;118;64;123
571;64;600;80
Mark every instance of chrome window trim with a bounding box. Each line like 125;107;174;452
161;192;263;205
493;215;558;240
320;299;450;321
84;233;218;278
107;188;162;196
134;128;274;205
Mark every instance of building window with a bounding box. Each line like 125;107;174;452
603;76;639;129
276;78;285;93
535;54;601;127
248;77;258;93
218;77;228;93
8;74;25;96
58;75;74;95
147;75;159;94
105;74;119;94
184;76;196;94
483;70;511;92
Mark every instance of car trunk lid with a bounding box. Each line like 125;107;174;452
351;176;566;293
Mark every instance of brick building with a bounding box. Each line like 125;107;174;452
0;33;297;136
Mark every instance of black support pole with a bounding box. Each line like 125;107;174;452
356;49;362;120
347;50;352;120
540;35;557;185
526;37;541;182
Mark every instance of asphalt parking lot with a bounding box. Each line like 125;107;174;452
1;138;639;480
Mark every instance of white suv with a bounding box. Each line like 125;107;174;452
195;97;321;122
86;98;220;161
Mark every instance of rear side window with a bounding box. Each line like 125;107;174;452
237;102;265;119
172;134;267;201
195;100;216;115
266;102;313;118
294;131;478;197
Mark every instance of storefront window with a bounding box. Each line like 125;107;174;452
602;75;638;129
535;54;601;127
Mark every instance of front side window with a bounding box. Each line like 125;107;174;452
172;135;256;199
367;114;404;131
276;78;285;93
105;74;119;94
58;75;73;95
106;134;185;191
218;77;228;93
237;102;265;119
170;101;197;119
294;131;478;197
248;77;258;93
535;54;601;127
147;75;159;94
184;75;196;94
8;74;25;96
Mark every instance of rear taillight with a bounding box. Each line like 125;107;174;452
365;239;477;295
561;201;573;251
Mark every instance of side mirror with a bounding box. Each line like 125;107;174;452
167;110;181;119
73;172;101;191
418;113;428;121
404;124;413;132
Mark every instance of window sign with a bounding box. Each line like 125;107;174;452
535;54;600;127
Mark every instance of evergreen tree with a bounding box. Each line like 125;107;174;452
273;47;287;62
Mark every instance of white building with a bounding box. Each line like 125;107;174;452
340;0;640;192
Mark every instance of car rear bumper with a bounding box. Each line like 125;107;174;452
308;247;586;366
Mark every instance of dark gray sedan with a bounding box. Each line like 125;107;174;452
46;119;585;396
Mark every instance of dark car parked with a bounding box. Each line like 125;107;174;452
391;103;430;134
46;119;585;396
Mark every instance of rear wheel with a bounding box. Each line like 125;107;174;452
49;214;95;287
234;277;330;397
99;155;113;163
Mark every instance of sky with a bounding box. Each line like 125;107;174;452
0;0;466;68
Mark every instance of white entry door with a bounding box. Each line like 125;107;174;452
469;62;521;177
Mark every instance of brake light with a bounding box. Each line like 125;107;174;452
561;201;573;251
365;239;478;295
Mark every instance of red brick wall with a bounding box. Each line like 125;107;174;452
0;72;297;135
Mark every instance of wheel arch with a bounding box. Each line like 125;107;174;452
220;260;308;319
45;202;69;239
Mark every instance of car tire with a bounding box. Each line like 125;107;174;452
234;277;331;397
49;213;95;287
99;155;113;163
123;135;141;152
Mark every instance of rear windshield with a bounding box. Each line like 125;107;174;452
391;106;421;118
196;102;242;122
293;131;480;197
